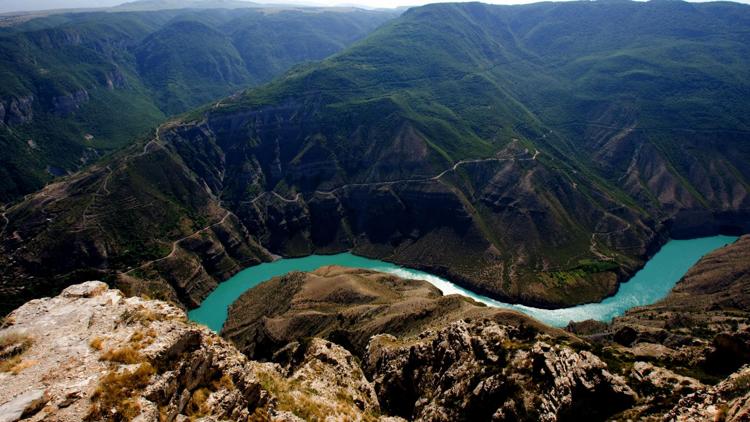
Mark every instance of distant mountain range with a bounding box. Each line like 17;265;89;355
0;0;302;15
1;1;749;316
0;6;395;202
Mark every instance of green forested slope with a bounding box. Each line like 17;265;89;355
0;7;394;202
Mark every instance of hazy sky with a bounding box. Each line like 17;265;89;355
1;0;749;15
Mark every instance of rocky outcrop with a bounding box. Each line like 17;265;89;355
5;279;750;422
104;68;128;90
0;96;33;126
0;281;400;422
52;90;90;117
0;281;272;421
560;234;750;419
663;365;750;421
629;361;704;411
365;319;635;421
265;338;387;421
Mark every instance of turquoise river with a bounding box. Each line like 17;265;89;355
189;235;738;331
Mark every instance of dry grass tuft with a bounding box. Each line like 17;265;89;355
254;369;377;421
9;358;38;374
89;336;104;351
0;331;34;373
185;387;212;418
86;363;156;421
211;373;235;391
100;344;142;364
120;306;159;326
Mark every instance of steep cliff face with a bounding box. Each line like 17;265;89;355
201;98;657;308
0;132;273;315
106;105;657;309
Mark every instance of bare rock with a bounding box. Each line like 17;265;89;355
0;281;404;422
2;96;33;126
630;361;702;399
565;319;608;336
365;319;634;421
664;365;750;421
0;389;47;422
0;282;273;421
60;280;109;298
267;338;381;420
529;341;636;421
52;90;89;116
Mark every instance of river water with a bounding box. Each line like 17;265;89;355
189;235;738;331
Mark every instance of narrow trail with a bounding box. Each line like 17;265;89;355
589;220;632;261
78;166;113;232
236;128;626;264
77;128;165;233
245;149;540;205
125;211;232;275
138;139;159;157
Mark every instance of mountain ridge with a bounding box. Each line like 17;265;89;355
1;0;749;315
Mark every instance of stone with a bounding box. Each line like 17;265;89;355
60;281;109;298
0;283;272;421
0;389;47;422
630;361;702;396
613;326;638;346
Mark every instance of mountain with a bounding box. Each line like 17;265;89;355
0;6;395;202
134;19;251;114
113;0;263;11
1;0;750;315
